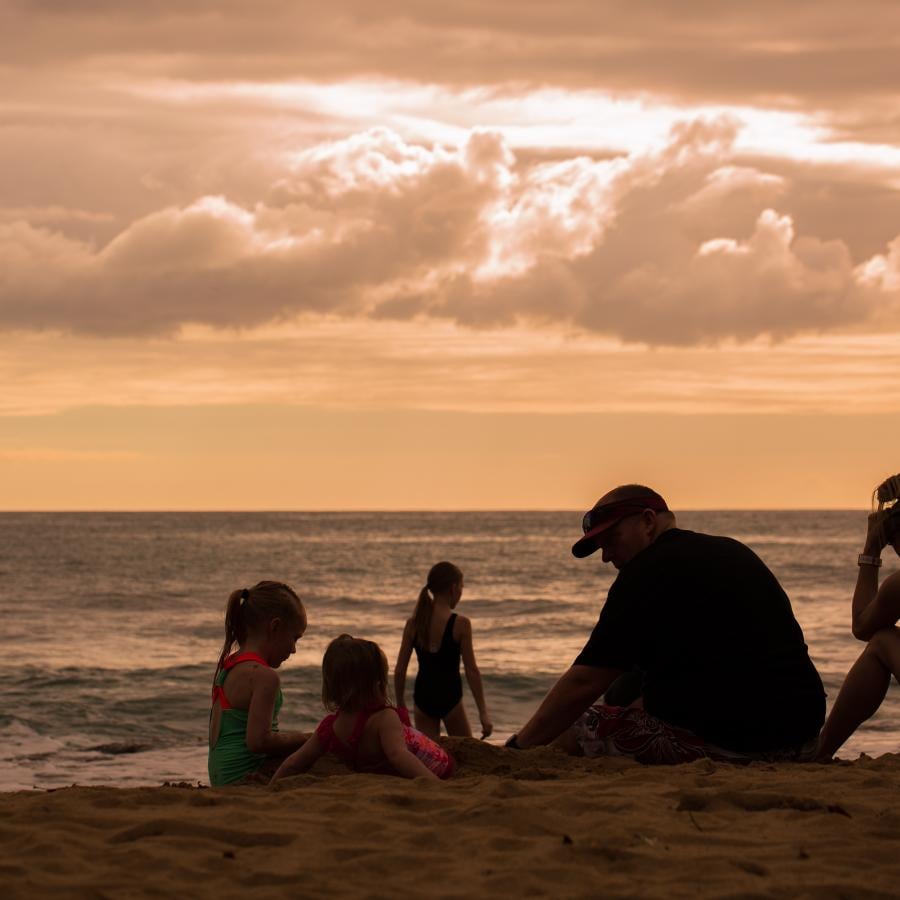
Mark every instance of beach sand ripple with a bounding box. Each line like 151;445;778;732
4;741;900;898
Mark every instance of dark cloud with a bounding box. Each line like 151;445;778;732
4;2;900;111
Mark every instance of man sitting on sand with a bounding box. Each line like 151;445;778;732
507;485;825;763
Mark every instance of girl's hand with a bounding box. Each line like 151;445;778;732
480;717;494;740
865;512;887;555
269;732;325;782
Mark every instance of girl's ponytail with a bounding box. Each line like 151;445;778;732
213;582;304;685
412;584;433;649
214;588;247;685
413;561;462;649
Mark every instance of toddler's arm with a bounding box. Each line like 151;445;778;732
377;711;439;780
270;732;325;782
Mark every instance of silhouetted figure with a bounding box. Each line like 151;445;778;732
818;479;900;759
507;484;824;764
394;561;492;740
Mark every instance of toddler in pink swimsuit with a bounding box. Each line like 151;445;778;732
272;634;455;781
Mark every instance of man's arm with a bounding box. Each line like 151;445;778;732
514;664;622;748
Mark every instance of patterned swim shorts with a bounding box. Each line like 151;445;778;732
572;705;815;765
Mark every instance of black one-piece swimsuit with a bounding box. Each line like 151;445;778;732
413;613;463;719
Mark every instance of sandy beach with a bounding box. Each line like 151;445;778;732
4;740;900;899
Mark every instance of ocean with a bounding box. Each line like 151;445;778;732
1;510;897;791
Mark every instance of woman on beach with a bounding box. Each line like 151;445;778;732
818;479;900;759
208;581;309;786
271;634;455;781
394;561;493;741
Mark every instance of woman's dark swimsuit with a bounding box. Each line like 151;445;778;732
413;613;463;719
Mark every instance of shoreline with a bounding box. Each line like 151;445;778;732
5;740;900;898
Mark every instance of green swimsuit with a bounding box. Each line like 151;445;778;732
208;651;282;786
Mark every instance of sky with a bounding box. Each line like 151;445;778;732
1;1;899;510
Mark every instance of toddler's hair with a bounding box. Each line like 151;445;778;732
215;581;305;682
412;561;462;649
322;634;390;712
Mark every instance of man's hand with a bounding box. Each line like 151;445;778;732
514;665;621;748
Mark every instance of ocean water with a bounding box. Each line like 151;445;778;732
1;510;898;791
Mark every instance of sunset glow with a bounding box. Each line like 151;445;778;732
2;2;899;509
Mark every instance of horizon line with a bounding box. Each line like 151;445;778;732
0;506;867;514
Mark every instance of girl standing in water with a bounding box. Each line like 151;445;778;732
394;561;492;740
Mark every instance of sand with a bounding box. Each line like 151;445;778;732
4;740;900;899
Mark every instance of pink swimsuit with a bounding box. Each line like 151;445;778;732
316;705;455;779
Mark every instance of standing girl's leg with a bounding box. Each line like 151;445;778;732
442;700;473;738
414;706;442;740
818;627;900;759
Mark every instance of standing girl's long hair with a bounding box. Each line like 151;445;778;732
412;562;462;649
214;580;304;683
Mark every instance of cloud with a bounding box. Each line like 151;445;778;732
1;120;899;344
3;320;900;419
5;2;900;113
0;206;115;226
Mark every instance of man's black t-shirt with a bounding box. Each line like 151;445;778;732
574;528;825;752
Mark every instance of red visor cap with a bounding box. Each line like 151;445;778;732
571;496;669;558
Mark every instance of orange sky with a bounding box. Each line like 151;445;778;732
1;3;899;509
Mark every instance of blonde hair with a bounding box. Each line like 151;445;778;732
321;634;390;712
214;581;305;683
412;561;462;649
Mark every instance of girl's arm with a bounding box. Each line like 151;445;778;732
394;620;415;709
376;710;439;780
458;616;492;739
245;668;308;755
270;732;326;782
852;514;900;641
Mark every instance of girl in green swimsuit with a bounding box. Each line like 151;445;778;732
208;580;309;786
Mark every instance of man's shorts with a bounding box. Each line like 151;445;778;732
572;705;816;765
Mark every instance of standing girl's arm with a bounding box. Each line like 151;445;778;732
375;710;439;780
458;616;493;739
394;619;415;710
270;732;326;782
245;667;308;756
